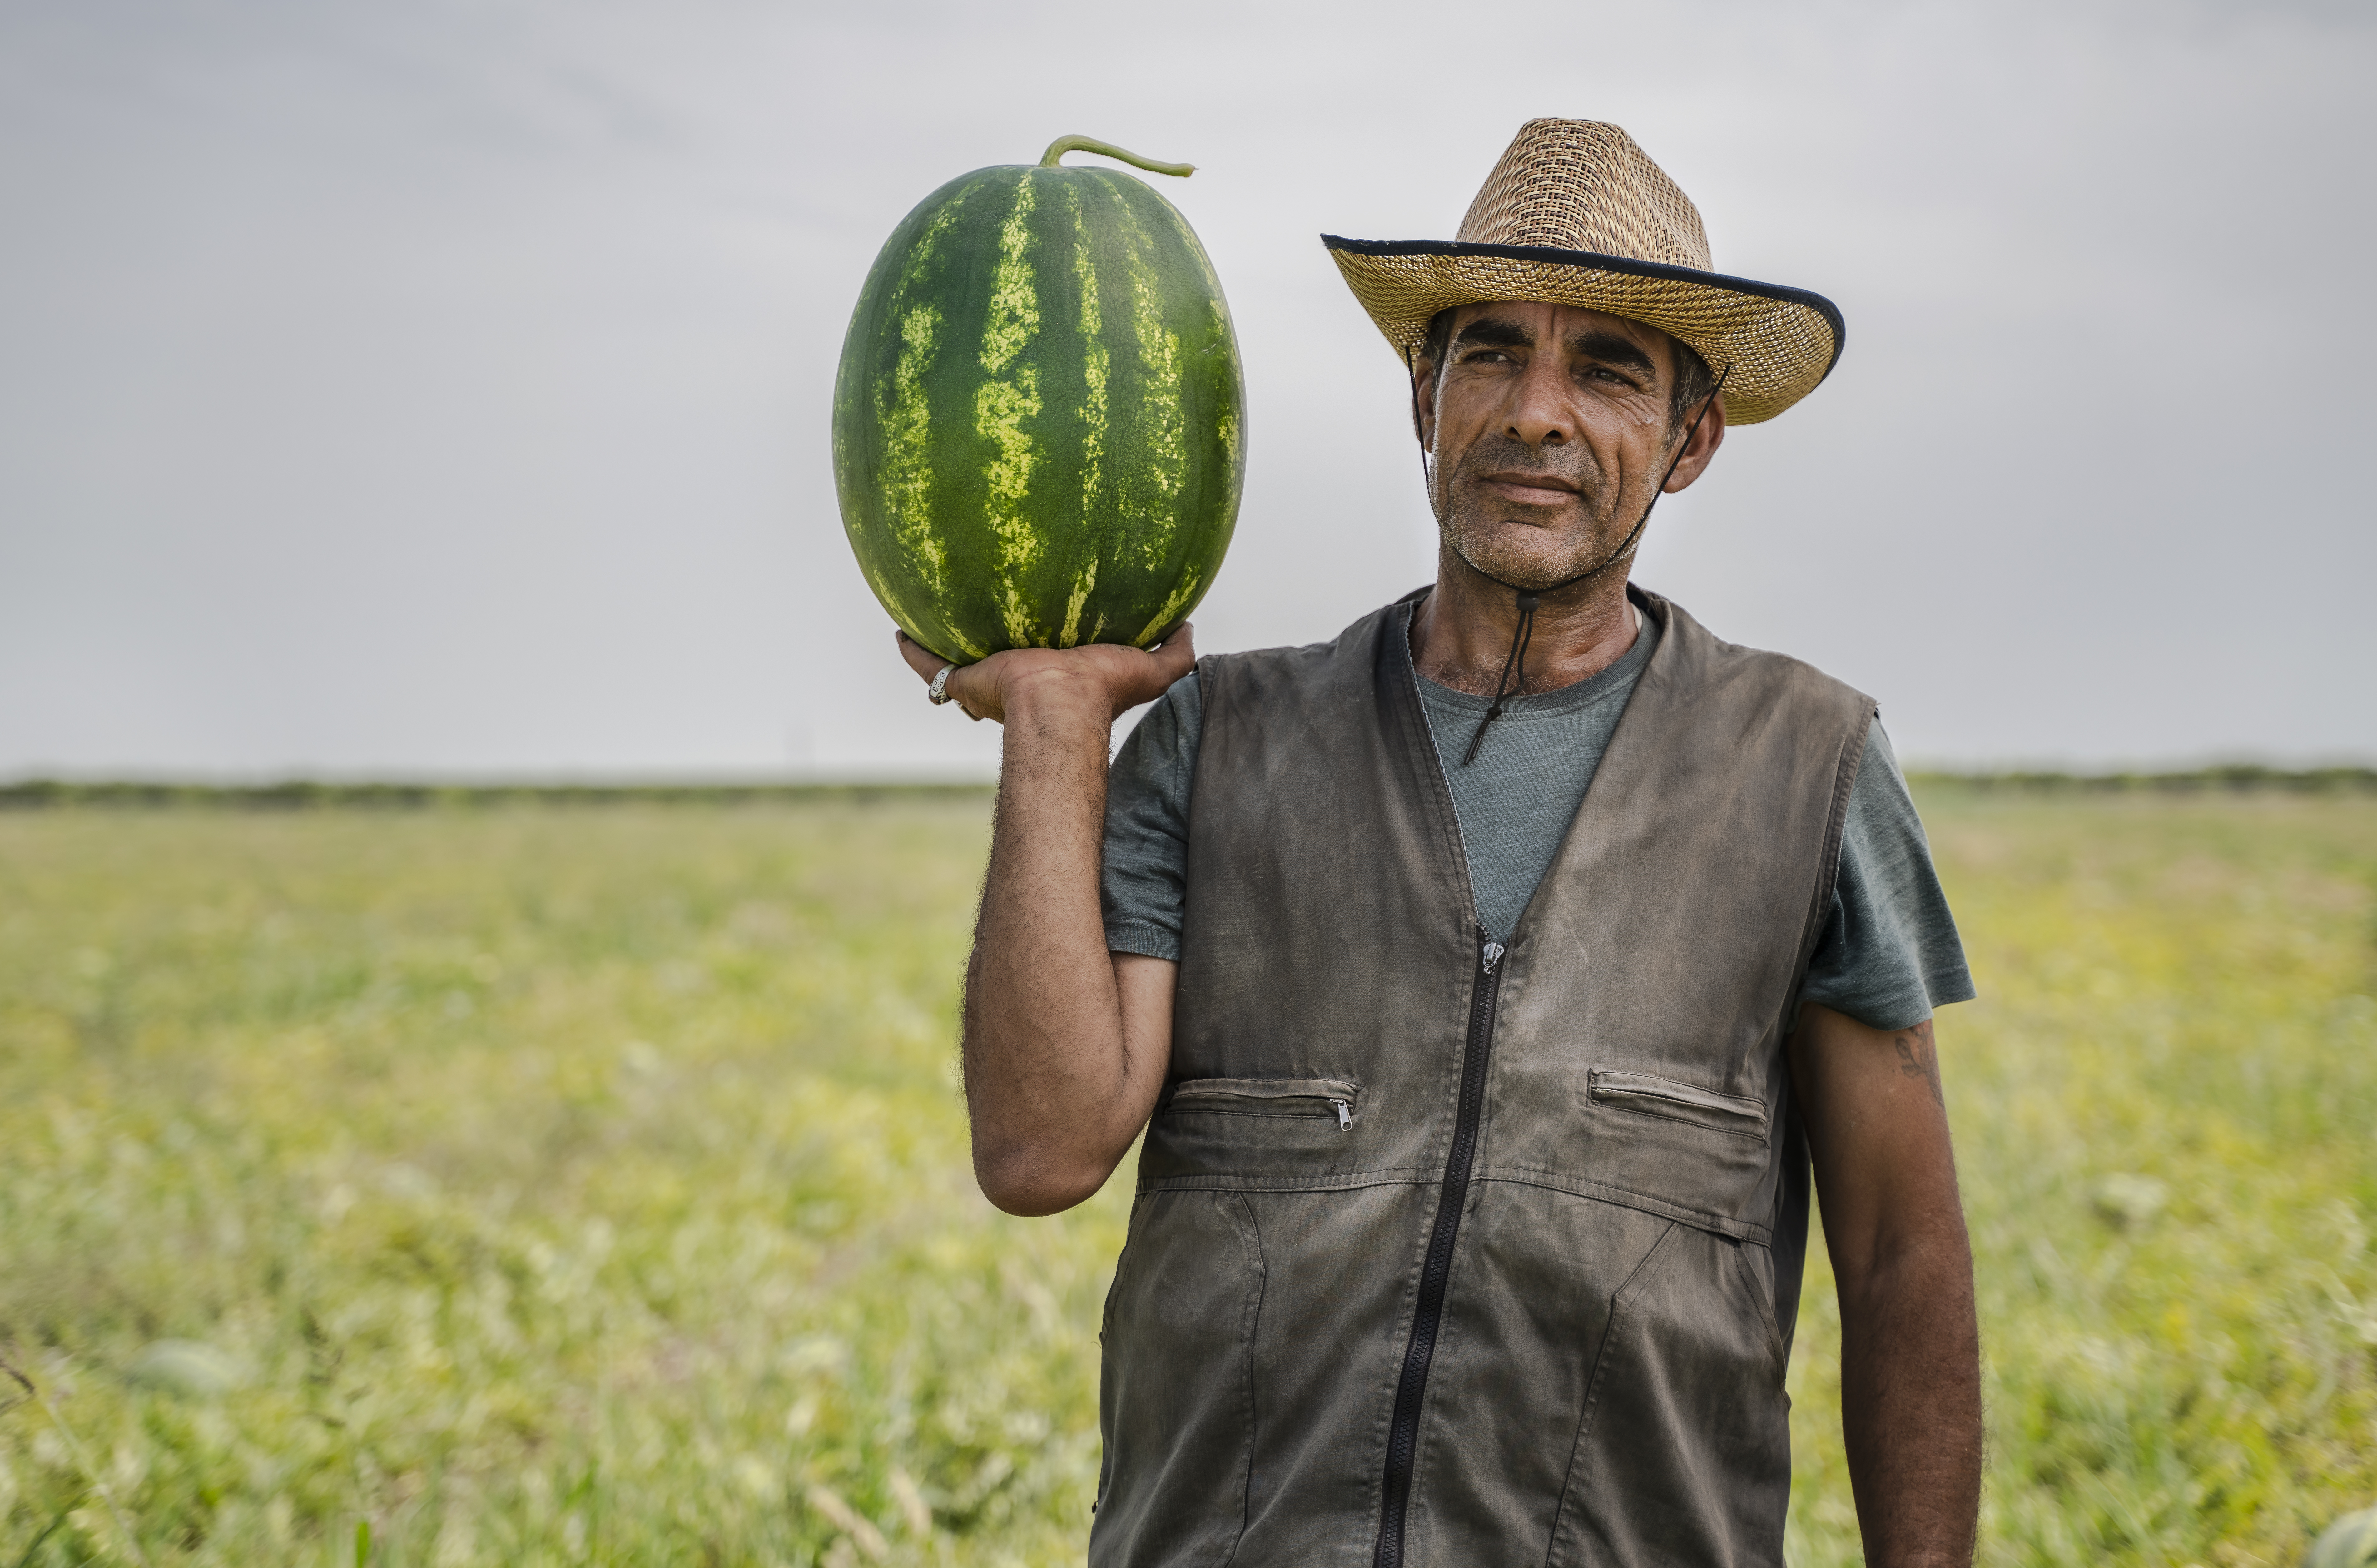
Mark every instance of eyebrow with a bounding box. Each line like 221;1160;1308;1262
1451;318;1660;380
1452;317;1534;352
1566;329;1656;378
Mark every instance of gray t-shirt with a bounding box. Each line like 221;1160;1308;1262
1415;609;1662;943
1102;609;1975;1033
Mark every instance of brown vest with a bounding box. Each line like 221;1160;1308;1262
1089;589;1873;1568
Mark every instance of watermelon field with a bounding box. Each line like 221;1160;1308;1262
0;787;2372;1567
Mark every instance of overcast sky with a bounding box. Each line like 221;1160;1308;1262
2;0;2370;779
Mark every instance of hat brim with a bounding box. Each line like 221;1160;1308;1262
1322;237;1844;425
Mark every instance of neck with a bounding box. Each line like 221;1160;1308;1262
1410;545;1638;699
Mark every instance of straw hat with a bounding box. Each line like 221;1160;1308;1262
1324;120;1844;424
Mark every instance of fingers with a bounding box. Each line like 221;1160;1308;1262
943;663;994;722
1100;623;1195;715
894;628;949;684
894;629;987;721
896;621;1200;727
1149;622;1197;682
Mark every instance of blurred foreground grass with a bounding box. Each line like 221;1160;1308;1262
0;793;2372;1565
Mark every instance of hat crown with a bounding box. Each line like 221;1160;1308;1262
1455;119;1711;273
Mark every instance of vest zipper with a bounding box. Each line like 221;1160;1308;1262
1372;925;1506;1568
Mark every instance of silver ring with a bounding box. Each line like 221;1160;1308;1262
927;665;954;705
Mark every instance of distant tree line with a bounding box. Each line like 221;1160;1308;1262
1;768;2373;810
0;780;1000;810
1902;765;2377;796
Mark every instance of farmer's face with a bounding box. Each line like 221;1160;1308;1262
1412;301;1722;591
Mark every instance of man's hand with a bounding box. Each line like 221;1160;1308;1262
895;627;1194;727
896;625;1194;1215
1789;1002;1982;1568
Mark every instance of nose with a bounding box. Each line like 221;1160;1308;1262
1503;352;1570;448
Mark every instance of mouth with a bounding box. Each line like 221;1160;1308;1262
1478;471;1582;508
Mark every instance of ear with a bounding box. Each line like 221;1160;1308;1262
1660;390;1728;494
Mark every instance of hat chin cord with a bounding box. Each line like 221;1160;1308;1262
1447;364;1730;766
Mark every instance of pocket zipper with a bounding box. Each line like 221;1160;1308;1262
1587;1068;1768;1139
1165;1078;1361;1131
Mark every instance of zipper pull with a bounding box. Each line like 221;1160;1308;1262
1329;1098;1353;1132
1480;939;1506;976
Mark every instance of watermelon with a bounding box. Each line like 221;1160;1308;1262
832;135;1245;665
2307;1508;2377;1568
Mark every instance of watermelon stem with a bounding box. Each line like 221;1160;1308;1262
1037;135;1194;177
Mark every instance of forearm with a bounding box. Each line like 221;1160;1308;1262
890;627;1192;1213
1792;1005;1982;1566
963;677;1150;1213
1836;1225;1982;1567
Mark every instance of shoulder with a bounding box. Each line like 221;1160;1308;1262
1122;668;1204;759
1637;591;1876;757
1847;719;1912;811
1840;722;1947;871
1195;597;1415;720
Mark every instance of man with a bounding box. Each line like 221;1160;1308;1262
897;120;1981;1568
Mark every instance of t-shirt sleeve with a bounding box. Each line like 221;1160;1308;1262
1797;717;1977;1032
1100;671;1203;961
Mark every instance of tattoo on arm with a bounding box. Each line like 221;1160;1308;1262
1892;1020;1945;1109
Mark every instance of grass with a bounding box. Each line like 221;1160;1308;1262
0;792;2371;1565
1786;791;2377;1566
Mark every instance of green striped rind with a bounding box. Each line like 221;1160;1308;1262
832;163;1245;663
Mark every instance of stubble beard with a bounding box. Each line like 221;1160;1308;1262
1429;432;1645;595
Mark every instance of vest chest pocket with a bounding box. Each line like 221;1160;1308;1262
1587;1069;1768;1143
1164;1077;1361;1132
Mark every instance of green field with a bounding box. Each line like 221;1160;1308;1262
1;792;2371;1566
